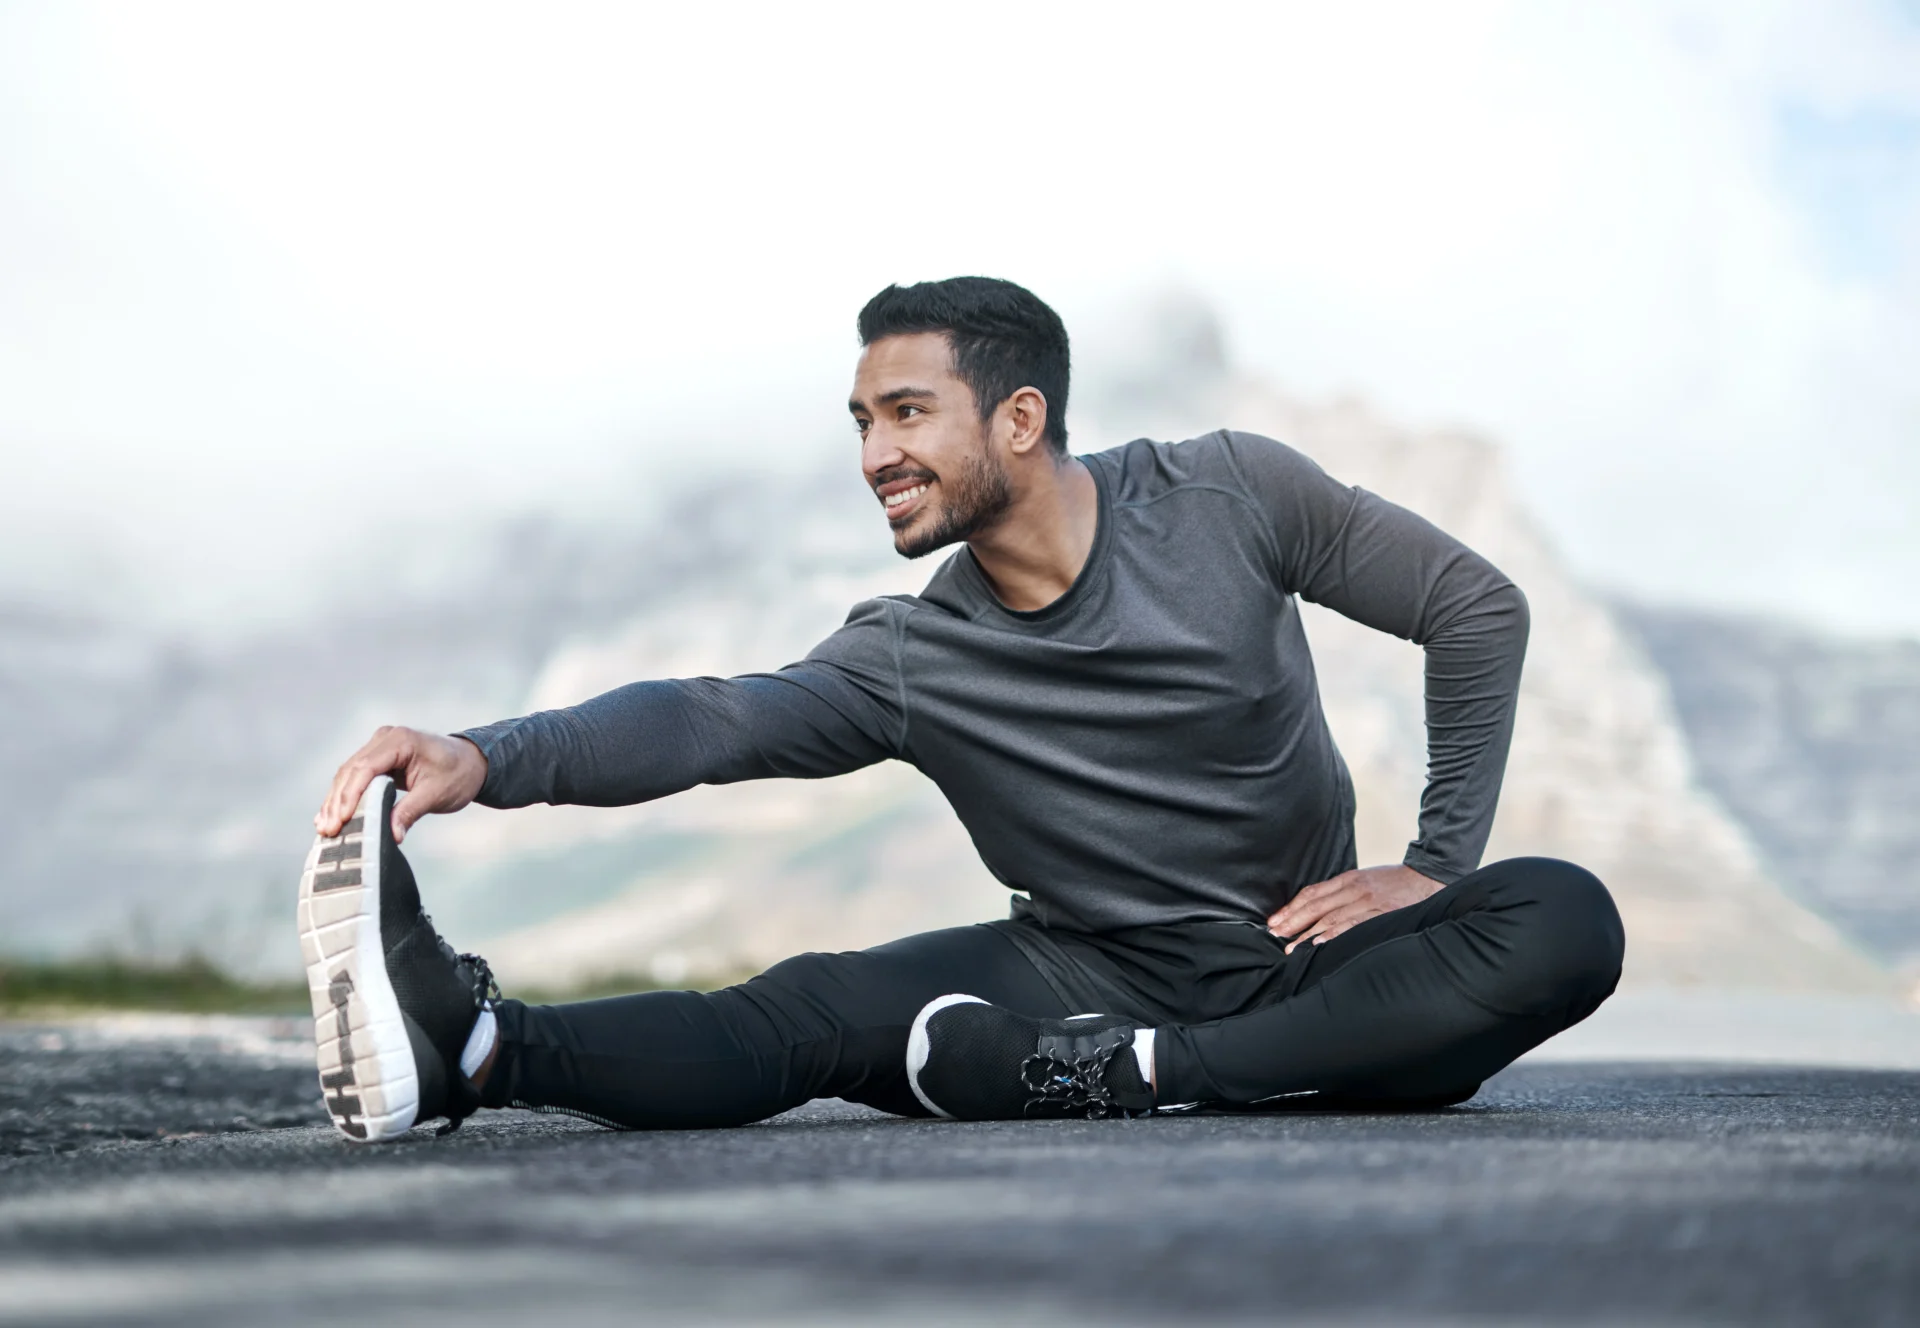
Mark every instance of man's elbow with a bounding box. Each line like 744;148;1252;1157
1434;579;1528;645
1486;582;1530;669
1501;581;1530;643
1447;580;1529;661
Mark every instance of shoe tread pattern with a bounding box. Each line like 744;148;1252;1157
296;780;419;1142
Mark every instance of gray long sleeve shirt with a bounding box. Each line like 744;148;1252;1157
459;431;1529;935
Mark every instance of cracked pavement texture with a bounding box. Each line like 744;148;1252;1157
1;1022;1917;1326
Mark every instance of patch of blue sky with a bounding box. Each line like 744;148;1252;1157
1774;101;1920;283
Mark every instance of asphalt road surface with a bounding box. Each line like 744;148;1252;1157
1;1020;1916;1326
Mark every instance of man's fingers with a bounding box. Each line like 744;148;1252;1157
1273;894;1335;941
328;764;372;825
1268;873;1353;936
316;766;368;835
332;756;386;825
314;729;408;835
1307;902;1380;946
1267;882;1328;932
389;784;435;844
1276;885;1360;951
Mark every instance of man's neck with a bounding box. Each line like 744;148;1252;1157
966;456;1098;612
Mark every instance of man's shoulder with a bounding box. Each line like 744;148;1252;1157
827;592;926;632
804;592;923;672
908;549;988;620
1086;429;1294;503
819;559;974;637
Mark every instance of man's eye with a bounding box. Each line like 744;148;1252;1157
899;404;923;419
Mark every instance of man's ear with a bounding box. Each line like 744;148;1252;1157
1001;386;1050;459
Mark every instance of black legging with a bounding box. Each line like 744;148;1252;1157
481;857;1623;1126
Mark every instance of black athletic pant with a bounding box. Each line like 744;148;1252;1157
480;857;1624;1126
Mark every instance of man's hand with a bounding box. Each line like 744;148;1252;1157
315;727;489;844
1267;864;1444;954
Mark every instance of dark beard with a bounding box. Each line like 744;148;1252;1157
894;446;1014;560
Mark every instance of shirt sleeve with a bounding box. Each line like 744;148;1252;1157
454;598;908;809
1220;431;1530;883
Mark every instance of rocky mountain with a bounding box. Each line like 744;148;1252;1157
1618;604;1920;979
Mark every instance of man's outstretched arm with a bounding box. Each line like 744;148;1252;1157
456;664;901;809
1220;432;1530;946
315;598;908;842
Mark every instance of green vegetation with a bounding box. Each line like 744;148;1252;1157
0;956;757;1016
0;956;307;1016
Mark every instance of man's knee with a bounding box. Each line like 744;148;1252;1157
1469;857;1626;1015
753;949;840;993
743;949;872;1030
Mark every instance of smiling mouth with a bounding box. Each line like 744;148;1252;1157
880;482;931;521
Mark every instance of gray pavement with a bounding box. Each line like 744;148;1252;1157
1;1020;1917;1326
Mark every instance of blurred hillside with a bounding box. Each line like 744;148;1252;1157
1618;605;1920;980
0;465;905;975
0;314;1913;999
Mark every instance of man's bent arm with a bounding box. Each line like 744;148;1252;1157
1394;579;1528;882
1223;432;1529;882
458;599;907;809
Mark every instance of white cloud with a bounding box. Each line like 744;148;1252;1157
1;0;1916;633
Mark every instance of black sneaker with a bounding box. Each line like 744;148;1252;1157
297;775;497;1142
906;994;1155;1121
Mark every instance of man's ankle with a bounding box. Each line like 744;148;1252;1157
460;1005;499;1090
1132;1027;1157;1099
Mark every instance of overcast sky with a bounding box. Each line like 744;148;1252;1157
2;1;1917;636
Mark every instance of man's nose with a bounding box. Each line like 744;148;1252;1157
861;429;905;481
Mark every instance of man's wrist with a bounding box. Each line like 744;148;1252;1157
450;732;491;803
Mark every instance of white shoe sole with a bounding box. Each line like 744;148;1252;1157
296;775;420;1142
905;993;987;1120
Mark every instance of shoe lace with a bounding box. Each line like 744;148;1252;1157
420;910;503;1008
460;951;502;1007
1019;1043;1126;1120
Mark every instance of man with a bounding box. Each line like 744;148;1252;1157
302;276;1623;1141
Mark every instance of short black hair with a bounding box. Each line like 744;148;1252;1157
857;277;1071;455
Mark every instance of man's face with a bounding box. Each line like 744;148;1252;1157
849;332;1012;559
